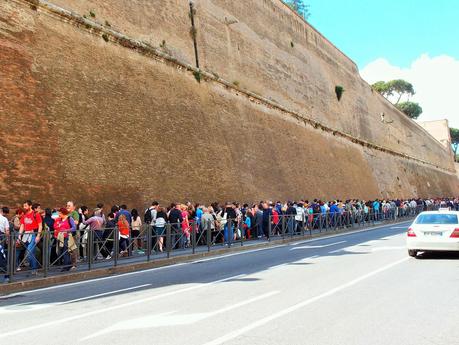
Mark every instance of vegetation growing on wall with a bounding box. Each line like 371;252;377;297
193;70;202;83
335;85;344;101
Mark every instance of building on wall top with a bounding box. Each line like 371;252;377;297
417;119;455;160
417;119;452;148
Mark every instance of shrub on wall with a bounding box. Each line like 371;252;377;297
335;85;344;101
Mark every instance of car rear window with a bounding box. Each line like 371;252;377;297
415;214;458;225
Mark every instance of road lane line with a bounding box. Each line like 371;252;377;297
290;240;346;250
0;285;151;314
61;284;151;305
82;290;280;340
0;273;248;338
288;221;411;247
201;256;409;345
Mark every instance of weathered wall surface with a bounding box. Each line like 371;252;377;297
1;0;458;208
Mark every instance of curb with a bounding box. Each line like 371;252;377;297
1;219;411;294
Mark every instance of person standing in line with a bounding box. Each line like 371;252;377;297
54;207;77;271
262;202;272;239
43;208;58;265
200;207;215;245
84;208;106;259
154;207;167;252
131;209;143;254
117;214;130;257
115;205;132;224
254;204;263;239
168;204;183;250
0;207;10;282
180;205;190;248
17;200;43;275
66;201;80;267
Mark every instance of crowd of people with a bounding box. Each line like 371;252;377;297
0;197;458;282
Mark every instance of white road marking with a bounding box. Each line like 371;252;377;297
391;226;409;229
82;291;280;340
371;246;405;252
290;241;346;250
0;273;248;338
288;220;411;247
61;284;151;304
0;262;188;298
0;284;151;314
201;257;410;345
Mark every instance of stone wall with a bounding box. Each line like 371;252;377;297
0;0;458;209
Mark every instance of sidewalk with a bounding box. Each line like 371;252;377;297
0;218;412;295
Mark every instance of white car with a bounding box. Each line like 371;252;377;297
407;210;459;257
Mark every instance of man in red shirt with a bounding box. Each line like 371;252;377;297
17;200;43;275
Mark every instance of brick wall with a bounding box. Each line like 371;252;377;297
0;0;458;210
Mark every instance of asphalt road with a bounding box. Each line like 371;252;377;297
1;220;458;345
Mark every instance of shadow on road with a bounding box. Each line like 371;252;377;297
1;225;412;307
416;251;459;260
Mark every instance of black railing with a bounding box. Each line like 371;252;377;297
0;205;429;283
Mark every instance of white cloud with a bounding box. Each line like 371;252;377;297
360;54;459;129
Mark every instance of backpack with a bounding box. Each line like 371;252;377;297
144;208;152;224
313;204;321;214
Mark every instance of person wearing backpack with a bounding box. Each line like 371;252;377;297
144;202;158;249
271;206;280;235
54;207;77;271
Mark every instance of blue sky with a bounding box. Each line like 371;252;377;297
306;0;459;69
304;0;459;128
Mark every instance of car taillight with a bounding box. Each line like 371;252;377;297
450;228;459;238
407;227;416;237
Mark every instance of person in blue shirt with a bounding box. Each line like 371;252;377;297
372;200;381;220
115;205;132;224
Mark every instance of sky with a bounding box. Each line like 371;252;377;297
304;0;459;128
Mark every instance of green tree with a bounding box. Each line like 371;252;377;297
387;79;415;104
395;102;422;119
372;81;392;98
372;79;414;104
450;127;459;162
285;0;310;19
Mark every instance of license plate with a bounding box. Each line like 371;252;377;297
424;232;442;236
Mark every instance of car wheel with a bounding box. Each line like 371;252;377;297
408;249;418;257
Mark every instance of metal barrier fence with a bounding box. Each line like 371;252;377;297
0;205;428;283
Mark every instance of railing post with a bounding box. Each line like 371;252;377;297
192;221;197;255
240;218;244;247
207;222;211;253
268;215;272;241
281;215;286;239
114;227;119;267
166;223;171;259
7;230;15;282
146;224;151;262
227;218;232;248
43;229;49;278
301;214;305;237
88;229;93;271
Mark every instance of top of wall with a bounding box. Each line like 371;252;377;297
276;0;358;71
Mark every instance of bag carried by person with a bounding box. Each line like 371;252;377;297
144;209;152;224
